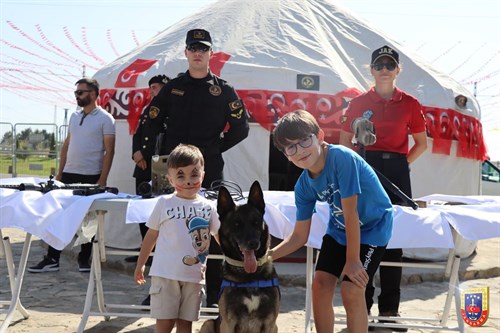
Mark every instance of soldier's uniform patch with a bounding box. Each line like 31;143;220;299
229;99;243;112
461;287;489;327
231;109;244;119
209;85;222;96
171;89;184;96
149;106;160;119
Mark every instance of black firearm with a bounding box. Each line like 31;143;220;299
351;118;418;210
0;175;119;196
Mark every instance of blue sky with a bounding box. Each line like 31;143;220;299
1;0;499;158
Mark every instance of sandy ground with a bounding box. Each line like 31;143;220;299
1;229;499;332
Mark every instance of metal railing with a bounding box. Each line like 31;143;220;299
0;122;62;178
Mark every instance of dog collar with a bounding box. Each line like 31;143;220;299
223;249;273;268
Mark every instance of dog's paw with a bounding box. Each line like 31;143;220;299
199;319;216;333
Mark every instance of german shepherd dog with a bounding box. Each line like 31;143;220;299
199;181;279;333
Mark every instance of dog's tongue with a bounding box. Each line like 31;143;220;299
242;249;257;273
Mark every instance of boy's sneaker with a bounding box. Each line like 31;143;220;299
27;256;59;273
368;312;376;331
78;259;91;272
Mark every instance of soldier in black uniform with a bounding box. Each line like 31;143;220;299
148;29;249;307
132;74;170;237
130;75;170;309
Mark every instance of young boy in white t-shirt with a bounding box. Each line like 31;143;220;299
134;144;219;333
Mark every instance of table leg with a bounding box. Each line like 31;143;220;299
440;255;463;329
304;246;314;333
0;233;31;333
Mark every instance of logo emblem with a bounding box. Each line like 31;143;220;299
379;47;393;55
297;74;320;91
301;76;315;89
362;110;374;120
209;85;222;96
149;106;160;119
193;30;206;40
461;287;489;327
229;99;243;112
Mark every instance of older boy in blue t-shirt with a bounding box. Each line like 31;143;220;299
271;110;393;333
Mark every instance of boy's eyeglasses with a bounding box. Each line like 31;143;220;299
283;134;315;156
371;62;397;71
186;44;211;53
74;90;91;97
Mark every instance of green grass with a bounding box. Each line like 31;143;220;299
0;154;57;176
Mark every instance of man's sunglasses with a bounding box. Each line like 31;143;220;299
74;90;92;97
371;62;397;71
186;44;211;53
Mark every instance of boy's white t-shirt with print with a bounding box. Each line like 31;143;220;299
146;193;219;284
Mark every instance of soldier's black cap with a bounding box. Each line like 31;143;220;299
185;29;212;47
148;75;170;86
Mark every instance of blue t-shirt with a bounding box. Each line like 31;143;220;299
295;144;393;246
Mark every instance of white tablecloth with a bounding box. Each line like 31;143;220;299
1;178;499;251
0;177;117;250
123;191;499;249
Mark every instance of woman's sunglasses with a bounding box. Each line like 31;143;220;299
371;62;397;71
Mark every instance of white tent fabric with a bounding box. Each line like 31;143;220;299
94;0;485;197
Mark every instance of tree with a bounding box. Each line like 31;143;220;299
16;128;32;141
1;131;13;145
48;133;57;159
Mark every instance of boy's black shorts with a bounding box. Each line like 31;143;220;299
315;234;386;282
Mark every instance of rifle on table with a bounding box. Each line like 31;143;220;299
0;175;119;196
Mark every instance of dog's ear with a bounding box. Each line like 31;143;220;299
248;181;265;214
217;186;235;218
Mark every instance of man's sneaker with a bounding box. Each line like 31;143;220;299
27;256;59;273
78;259;91;272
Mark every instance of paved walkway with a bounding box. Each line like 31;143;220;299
1;228;499;332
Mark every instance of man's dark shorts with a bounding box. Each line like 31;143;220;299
316;234;386;282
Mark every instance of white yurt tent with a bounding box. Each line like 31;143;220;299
93;0;488;255
94;0;487;196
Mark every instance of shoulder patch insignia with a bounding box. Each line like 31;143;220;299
229;99;243;112
149;106;160;119
209;85;222;96
231;109;244;119
171;89;184;96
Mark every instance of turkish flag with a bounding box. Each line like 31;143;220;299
128;88;151;134
114;59;158;88
210;52;231;76
99;89;117;112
